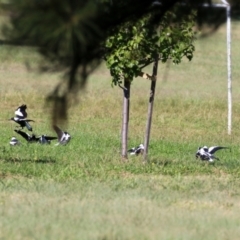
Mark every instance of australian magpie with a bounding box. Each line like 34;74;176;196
10;117;34;131
128;144;144;156
53;125;71;145
15;104;27;119
14;129;57;144
195;146;229;162
9;137;20;146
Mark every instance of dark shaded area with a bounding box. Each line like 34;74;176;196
0;0;239;124
1;157;56;164
197;4;240;36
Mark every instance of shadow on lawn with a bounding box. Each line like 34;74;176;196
2;157;56;164
150;158;172;167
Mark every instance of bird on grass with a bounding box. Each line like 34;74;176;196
195;146;229;162
14;129;57;144
10;117;34;131
128;144;144;156
15;104;27;119
9;137;20;146
53;125;71;145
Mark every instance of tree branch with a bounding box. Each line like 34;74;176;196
139;56;172;69
138;71;156;81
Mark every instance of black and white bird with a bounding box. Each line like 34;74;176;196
14;129;57;144
10;117;34;131
53;125;71;145
128;144;144;156
15;104;27;119
10;104;34;131
195;146;229;162
9;137;20;146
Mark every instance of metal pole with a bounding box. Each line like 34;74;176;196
196;1;232;134
179;1;232;134
226;5;232;135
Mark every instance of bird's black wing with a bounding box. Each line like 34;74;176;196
10;118;24;127
135;148;143;155
24;120;33;131
38;136;50;144
14;129;30;141
208;146;228;154
45;136;58;141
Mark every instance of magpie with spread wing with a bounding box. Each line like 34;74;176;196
128;144;144;156
53;125;71;145
10;104;34;131
10;117;34;131
195;146;229;162
15;104;27;119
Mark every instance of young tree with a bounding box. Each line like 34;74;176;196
143;56;158;162
104;9;196;159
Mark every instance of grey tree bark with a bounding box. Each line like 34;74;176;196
143;57;159;162
121;79;131;159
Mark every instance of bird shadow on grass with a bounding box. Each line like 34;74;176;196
2;156;56;164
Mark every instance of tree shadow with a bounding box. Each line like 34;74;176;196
2;157;56;164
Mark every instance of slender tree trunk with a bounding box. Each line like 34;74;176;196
143;57;159;162
121;79;131;159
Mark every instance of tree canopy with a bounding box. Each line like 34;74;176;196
104;9;196;86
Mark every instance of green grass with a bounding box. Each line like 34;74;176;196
1;22;240;239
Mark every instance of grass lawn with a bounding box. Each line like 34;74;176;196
1;21;240;239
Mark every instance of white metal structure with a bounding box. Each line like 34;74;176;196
201;2;232;134
226;4;232;135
